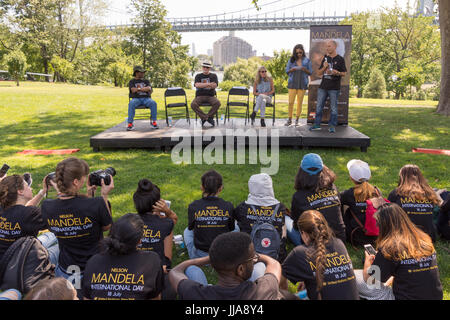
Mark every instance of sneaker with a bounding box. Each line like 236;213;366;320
151;121;159;129
207;117;215;127
260;119;266;127
126;123;134;131
201;119;207;126
309;125;321;131
284;119;292;126
328;126;336;133
250;111;256;125
295;118;299;126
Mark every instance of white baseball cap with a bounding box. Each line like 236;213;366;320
347;159;371;183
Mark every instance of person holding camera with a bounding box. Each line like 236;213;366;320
41;157;114;288
0;174;53;261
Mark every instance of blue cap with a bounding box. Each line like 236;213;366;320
301;153;323;175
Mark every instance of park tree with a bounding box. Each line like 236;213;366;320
128;0;191;88
363;67;386;99
4;49;28;86
264;49;290;93
107;61;132;87
50;55;74;82
223;57;263;87
436;0;450;116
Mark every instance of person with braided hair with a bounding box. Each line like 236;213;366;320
0;174;58;263
41;157;113;289
281;210;359;300
82;214;164;300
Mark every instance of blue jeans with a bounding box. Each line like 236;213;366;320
185;266;209;286
285;216;303;246
183;223;240;260
314;88;339;127
38;232;59;266
128;97;157;123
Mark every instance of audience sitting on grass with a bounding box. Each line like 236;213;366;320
281;210;359;300
1;154;447;301
41;157;114;288
184;170;236;259
387;164;442;242
355;203;443;300
286;153;346;245
132;178;178;299
340;159;381;247
168;231;293;300
82;213;164;300
233;173;288;281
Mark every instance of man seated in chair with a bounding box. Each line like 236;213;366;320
127;66;158;131
191;62;220;127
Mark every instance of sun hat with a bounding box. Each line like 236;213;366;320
133;66;146;75
201;61;212;68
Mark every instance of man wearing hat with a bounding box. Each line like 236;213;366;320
127;66;158;131
191;61;221;127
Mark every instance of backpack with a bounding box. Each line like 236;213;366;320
0;236;55;294
249;204;281;260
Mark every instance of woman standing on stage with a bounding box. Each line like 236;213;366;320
285;44;312;127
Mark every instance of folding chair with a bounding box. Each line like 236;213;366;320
194;92;219;125
252;92;276;125
164;87;190;126
225;86;250;125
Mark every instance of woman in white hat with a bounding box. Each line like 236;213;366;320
340;159;379;247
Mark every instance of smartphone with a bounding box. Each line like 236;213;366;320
0;164;10;178
364;244;377;256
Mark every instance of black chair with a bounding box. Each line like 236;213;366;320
252;92;276;125
164;87;190;126
225;86;250;125
128;91;153;123
194;91;219;125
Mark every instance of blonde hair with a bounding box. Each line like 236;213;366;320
353;181;378;202
255;66;271;85
396;164;440;205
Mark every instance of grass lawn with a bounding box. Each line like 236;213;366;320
1;82;449;298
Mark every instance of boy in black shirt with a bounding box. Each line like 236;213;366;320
310;40;347;133
191;61;221;127
127;66;158;131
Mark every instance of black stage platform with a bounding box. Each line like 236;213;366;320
90;118;370;152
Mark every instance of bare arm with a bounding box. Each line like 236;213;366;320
258;254;282;284
26;176;49;207
163;232;174;265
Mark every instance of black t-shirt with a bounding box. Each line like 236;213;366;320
188;196;235;252
41;196;113;271
128;78;151;99
82;250;164;300
437;193;450;240
137;213;174;266
233;202;286;238
282;237;359;300
372;249;443;300
0;205;47;260
291;185;346;242
319;55;347;91
388;190;436;241
178;273;282;300
194;73;218;97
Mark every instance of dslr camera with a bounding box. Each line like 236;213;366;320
45;172;56;189
89;167;116;186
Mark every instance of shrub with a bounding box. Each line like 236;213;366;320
218;80;246;92
363;67;386;99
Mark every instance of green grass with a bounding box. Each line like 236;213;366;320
1;82;449;298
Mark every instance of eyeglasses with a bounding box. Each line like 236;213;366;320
296;51;303;55
202;66;211;69
239;253;259;265
260;70;267;73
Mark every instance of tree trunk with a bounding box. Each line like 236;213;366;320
437;0;450;116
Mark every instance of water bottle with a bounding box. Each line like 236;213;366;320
168;116;173;127
296;289;309;300
174;234;186;256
